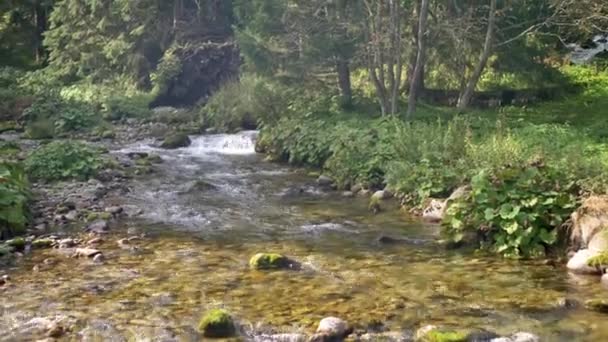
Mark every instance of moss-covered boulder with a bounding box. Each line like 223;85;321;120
32;238;54;249
249;253;297;270
416;326;468;342
585;299;608;314
6;237;26;251
198;309;236;338
161;133;191;149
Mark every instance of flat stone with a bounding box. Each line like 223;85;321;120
58;239;76;248
74;248;102;258
105;206;123;215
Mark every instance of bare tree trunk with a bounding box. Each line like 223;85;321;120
389;0;403;115
457;0;497;111
336;58;353;107
34;0;47;64
406;0;430;118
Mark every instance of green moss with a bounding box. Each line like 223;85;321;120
585;299;608;314
6;237;26;250
198;309;236;338
86;212;112;222
422;330;468;342
587;252;608;268
147;154;163;163
249;253;292;270
31;238;54;249
0;244;14;256
161;133;191;149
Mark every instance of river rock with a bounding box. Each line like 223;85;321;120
422;199;445;222
58;238;76;248
317;175;334;187
371;190;392;201
588;231;608;252
85;220;109;234
198;309;236;338
351;184;363;194
105;206;123;215
585;299;608;313
254;333;307;342
342;191;354;198
358;331;409;341
46;323;66;338
65;210;78;221
567;249;602;274
312;317;352;341
74;248;102;258
249;253;299;270
161;133;191;149
93;253;105;264
602;274;608;287
491;332;540;342
32;238;54;249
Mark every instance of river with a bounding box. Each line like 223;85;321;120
1;131;606;341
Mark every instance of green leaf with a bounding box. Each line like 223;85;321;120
484;208;496;221
538;229;557;245
504;221;519;235
499;203;520;220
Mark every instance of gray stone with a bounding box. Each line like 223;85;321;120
317;175;334;187
86;220;109;234
74;248;102;258
254;334;307;342
371;190;392;201
342;191;354;198
105;206;124;215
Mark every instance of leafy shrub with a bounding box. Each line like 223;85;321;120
151;47;182;95
443;166;578;258
101;94;152;120
23;93;97;134
25;141;105;182
25;116;56;139
0;162;29;239
202;75;289;131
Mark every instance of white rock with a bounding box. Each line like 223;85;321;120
422;199;445;222
254;333;307;342
567;249;602;274
74;248;102;258
317;175;334;187
316;317;351;338
371;190;392;201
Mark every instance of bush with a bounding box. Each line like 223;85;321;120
23;94;97;134
101;94;152;121
0;162;29;239
202;75;289;131
443;166;578;258
25;141;105;182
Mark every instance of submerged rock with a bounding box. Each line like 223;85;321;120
249;253;299;270
253;333;307;342
161;133;191;149
6;237;26;251
585;299;608;314
317;175;334;188
415;325;467;342
198;309;236;338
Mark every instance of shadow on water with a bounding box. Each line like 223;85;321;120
1;131;607;341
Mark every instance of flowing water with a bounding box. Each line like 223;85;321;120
1;132;607;341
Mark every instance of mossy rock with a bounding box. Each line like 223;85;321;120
161;133;191;149
147;154;163;163
31;238;54;249
101;130;116;139
585;299;608;314
198;309;236;338
417;327;468;342
249;253;295;270
587;252;608;268
6;237;26;251
86;212;112;222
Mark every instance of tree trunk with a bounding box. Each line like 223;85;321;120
457;0;497;111
406;0;430;118
336;58;353;107
34;0;47;64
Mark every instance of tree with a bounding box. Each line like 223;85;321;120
363;0;408;116
407;0;429;117
457;0;497;110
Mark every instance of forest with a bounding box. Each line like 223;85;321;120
1;0;608;341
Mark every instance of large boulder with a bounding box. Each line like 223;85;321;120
570;196;608;249
566;249;602;274
422;186;469;223
151;42;240;107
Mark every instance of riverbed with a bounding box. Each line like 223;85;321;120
1;132;606;341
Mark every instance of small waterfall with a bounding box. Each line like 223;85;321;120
186;130;258;156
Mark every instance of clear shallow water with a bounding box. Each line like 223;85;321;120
1;132;607;341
